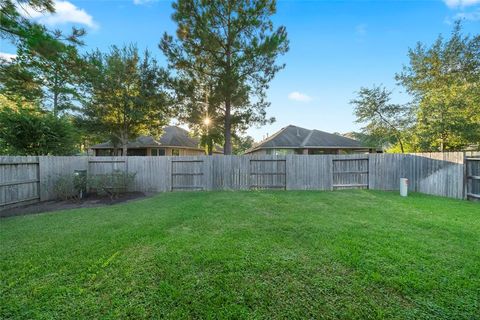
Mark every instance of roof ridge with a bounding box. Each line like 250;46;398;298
300;129;314;147
312;129;360;141
249;125;292;151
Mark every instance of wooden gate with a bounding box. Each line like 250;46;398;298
171;159;204;191
332;157;369;189
249;159;286;189
466;156;480;200
0;157;40;208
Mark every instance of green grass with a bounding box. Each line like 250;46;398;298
1;190;479;319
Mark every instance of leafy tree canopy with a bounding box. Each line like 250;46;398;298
80;45;171;155
350;86;412;153
1;0;85;55
0;31;86;116
396;21;480;151
232;134;254;155
0;97;80;155
161;0;288;154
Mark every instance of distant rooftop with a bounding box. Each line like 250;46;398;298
247;125;366;153
90;126;221;151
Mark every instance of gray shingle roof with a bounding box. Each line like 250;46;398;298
248;125;365;152
90;126;201;149
158;126;199;148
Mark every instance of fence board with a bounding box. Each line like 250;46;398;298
211;156;250;190
127;156;171;192
171;157;206;191
466;155;480;200
87;156;127;176
249;157;286;189
368;153;465;199
332;157;368;189
39;156;89;201
0;152;473;210
0;156;39;208
286;155;332;190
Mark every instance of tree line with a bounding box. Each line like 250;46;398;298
1;1;478;156
351;21;479;152
1;0;287;155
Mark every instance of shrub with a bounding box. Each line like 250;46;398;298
53;173;87;201
88;170;136;200
0;105;80;155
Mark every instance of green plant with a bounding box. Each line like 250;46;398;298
52;173;86;201
88;170;136;200
0;106;80;155
1;191;479;318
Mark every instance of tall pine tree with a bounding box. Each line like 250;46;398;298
160;0;288;154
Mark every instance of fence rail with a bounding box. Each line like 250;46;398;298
0;152;475;210
466;155;480;200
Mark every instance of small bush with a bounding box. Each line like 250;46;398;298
53;173;87;201
88;170;136;200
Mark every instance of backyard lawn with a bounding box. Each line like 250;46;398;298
1;190;479;319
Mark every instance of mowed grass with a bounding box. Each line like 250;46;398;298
1;190;479;319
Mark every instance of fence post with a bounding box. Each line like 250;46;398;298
463;152;467;200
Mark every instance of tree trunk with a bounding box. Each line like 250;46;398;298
224;98;232;155
121;132;128;156
398;136;405;153
223;6;232;155
53;69;59;116
207;140;213;155
440;132;446;152
53;91;58;117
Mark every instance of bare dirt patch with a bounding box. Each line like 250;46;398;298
0;192;149;218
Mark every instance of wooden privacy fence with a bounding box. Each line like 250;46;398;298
466;155;480;200
171;159;205;191
0;157;40;207
332;157;369;190
250;158;286;189
0;152;474;210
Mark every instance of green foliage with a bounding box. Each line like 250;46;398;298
161;0;288;154
0;59;43;104
1;1;54;45
80;45;171;154
0;105;79;155
88;170;136;200
232;134;255;154
52;173;87;201
350;86;412;153
168;76;225;155
0;29;86;116
344;132;386;151
396;21;480;151
1;191;479;318
1;1;85;58
352;22;479;153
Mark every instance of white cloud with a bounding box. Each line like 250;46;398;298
288;91;313;103
19;0;98;29
133;0;157;4
454;8;480;20
444;0;480;8
355;24;367;36
0;52;17;61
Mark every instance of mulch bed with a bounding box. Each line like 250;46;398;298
0;192;148;218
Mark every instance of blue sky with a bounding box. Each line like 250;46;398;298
1;0;479;141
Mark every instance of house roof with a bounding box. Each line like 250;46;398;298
246;125;366;153
90;126;221;152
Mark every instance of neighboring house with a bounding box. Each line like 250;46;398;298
90;126;222;156
245;125;375;155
